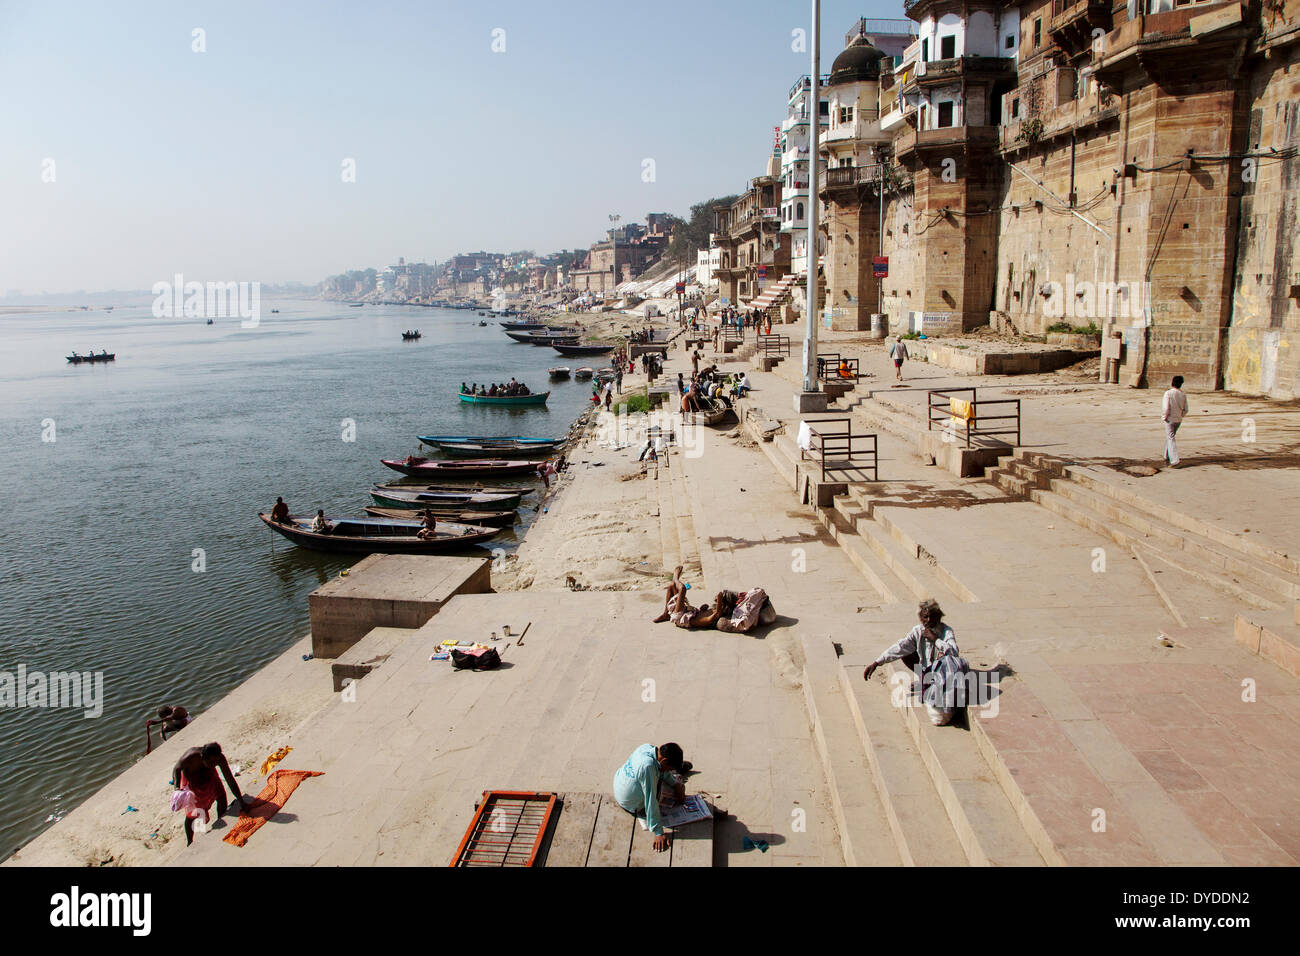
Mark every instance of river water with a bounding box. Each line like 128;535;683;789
0;300;594;858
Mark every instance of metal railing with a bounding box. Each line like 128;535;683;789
926;387;1022;448
721;325;745;342
801;418;879;482
818;354;860;380
756;334;791;357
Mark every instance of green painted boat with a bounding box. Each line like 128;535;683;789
458;390;549;406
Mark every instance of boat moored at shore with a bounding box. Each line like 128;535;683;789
259;513;499;553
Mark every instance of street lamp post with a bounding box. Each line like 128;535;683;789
608;214;620;297
797;0;827;412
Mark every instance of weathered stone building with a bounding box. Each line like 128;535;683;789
713;173;791;307
818;1;1300;396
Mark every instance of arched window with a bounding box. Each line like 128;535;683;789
797;202;805;220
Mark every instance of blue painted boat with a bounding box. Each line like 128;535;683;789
457;391;549;406
417;435;558;445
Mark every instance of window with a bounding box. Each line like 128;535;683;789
797;202;805;219
1033;19;1042;49
839;105;854;124
940;35;955;59
1005;34;1015;49
1012;97;1020;118
937;101;955;128
819;101;829;116
922;39;929;61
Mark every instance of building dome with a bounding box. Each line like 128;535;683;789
828;35;885;86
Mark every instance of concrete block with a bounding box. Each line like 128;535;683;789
919;432;1008;478
793;391;829;413
309;554;491;658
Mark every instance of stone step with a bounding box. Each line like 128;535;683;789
331;625;414;692
989;468;1030;499
800;635;904;867
1062;464;1300;578
967;666;1230;866
1035;479;1292;609
839;496;969;604
866;510;982;604
875;662;1047;866
1048;478;1299;600
1234;610;1300;679
814;501;904;605
839;666;969;865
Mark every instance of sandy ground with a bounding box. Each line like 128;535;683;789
492;413;669;593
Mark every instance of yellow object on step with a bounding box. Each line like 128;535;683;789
259;746;292;777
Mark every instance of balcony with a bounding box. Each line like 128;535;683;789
1094;2;1248;83
789;73;831;103
903;56;1017;94
1050;0;1112;52
1000;74;1120;153
896;125;1000;160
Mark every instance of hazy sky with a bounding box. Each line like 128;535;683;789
1;0;901;294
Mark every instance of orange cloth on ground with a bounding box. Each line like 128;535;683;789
259;745;292;777
222;769;323;847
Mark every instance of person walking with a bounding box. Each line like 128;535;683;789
615;365;623;394
1162;375;1188;468
889;334;909;382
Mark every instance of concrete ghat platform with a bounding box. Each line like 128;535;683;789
176;591;846;867
309;554;491;658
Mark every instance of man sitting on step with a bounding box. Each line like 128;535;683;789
862;599;970;727
613;742;689;853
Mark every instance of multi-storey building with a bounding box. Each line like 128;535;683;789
713;173;790;307
813;19;922;330
829;1;1300;396
780;74;830;276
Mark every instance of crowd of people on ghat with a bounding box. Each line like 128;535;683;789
459;378;532;397
677;355;749;414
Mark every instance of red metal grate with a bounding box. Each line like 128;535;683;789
450;790;559;867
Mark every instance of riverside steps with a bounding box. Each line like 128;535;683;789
710;317;1300;865
176;591;844;867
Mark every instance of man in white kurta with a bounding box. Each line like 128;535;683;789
1162;375;1188;467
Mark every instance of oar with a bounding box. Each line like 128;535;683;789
516;621;532;647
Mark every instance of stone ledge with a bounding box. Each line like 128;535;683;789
308;554;491;659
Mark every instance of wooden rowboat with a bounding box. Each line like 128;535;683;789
369;485;523;510
552;343;614;357
417;434;557;447
573;368;594;380
549;367;571;379
457;391;549;406
67;353;115;364
683;397;730;426
418;435;564;455
363;506;517;526
260;513;499;553
378;480;535;496
381;457;546;478
434;441;564;459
